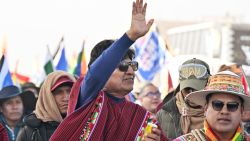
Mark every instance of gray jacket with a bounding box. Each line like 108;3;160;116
157;97;182;140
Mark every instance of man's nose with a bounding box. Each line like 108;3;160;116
220;104;229;113
63;92;70;101
127;65;135;74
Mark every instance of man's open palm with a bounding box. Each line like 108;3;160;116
127;0;154;41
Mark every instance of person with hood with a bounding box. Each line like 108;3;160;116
16;71;76;141
157;58;210;140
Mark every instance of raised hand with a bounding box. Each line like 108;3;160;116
126;0;154;41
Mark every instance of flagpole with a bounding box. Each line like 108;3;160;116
53;36;64;59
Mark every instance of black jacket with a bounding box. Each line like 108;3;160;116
16;113;59;141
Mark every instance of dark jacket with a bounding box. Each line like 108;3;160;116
156;97;182;140
16;113;59;141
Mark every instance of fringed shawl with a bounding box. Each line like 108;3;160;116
50;76;168;141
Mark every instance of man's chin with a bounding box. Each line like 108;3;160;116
125;88;133;94
61;113;67;118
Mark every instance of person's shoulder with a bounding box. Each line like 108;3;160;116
23;113;42;128
127;100;145;110
174;133;196;141
174;129;205;141
161;96;178;112
156;97;178;119
156;108;168;118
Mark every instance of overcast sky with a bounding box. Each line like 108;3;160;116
0;0;249;78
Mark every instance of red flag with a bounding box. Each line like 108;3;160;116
11;72;30;85
168;72;173;91
241;66;250;95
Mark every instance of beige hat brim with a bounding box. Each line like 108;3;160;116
185;90;250;111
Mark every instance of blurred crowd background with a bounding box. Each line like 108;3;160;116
1;0;250;97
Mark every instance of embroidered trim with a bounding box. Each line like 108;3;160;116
204;120;244;141
136;112;158;141
205;83;245;94
79;93;104;141
204;74;245;94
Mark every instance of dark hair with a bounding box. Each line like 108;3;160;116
205;93;244;106
88;39;135;68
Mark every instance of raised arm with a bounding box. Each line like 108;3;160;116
77;0;154;108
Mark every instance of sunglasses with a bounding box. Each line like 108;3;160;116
211;100;240;112
118;61;138;72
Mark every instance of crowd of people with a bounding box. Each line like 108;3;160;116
1;0;250;140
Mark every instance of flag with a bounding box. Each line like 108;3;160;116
55;47;68;71
134;31;166;81
11;72;30;85
73;41;87;77
44;37;64;75
44;45;54;75
168;72;173;91
241;66;250;95
0;55;13;89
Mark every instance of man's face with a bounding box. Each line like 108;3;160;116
52;85;71;115
140;85;162;113
104;58;135;98
0;96;24;123
205;93;243;134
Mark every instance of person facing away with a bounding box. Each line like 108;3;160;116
21;82;40;99
16;71;76;141
19;82;39;116
174;71;250;140
0;85;28;141
49;0;168;140
157;58;211;140
137;83;162;115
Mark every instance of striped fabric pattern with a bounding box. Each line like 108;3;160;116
204;120;243;141
50;77;168;141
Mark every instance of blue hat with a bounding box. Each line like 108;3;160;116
0;85;37;115
0;85;23;100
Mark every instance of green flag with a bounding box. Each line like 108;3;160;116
44;45;54;75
